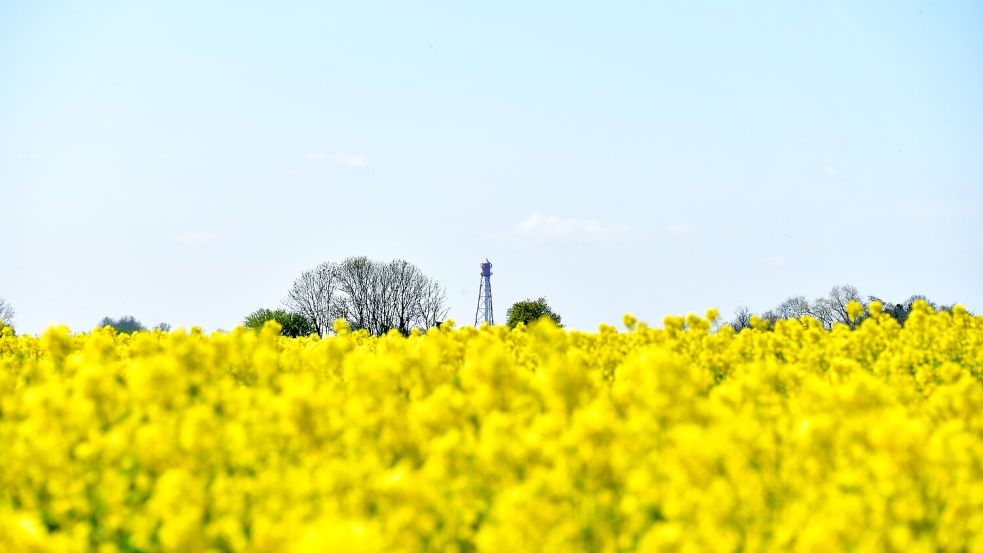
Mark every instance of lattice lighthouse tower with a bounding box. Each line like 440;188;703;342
475;259;494;326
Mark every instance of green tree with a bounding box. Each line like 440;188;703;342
98;315;146;333
505;297;562;328
243;308;316;337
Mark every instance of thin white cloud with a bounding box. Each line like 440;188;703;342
174;231;217;246
819;165;840;178
514;212;629;239
307;152;368;168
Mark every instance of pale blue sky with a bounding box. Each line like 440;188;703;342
2;1;981;334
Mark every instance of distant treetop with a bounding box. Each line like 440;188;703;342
98;315;146;334
506;297;562;329
243;308;316;338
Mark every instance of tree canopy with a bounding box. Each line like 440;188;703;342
98;315;146;334
505;297;562;328
243;308;316;337
286;257;448;336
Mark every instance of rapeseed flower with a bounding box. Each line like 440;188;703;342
0;307;981;551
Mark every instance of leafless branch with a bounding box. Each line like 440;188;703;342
283;262;338;337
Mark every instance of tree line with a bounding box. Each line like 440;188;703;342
247;256;449;337
1;301;174;335
729;284;965;331
0;281;967;338
2;257;448;338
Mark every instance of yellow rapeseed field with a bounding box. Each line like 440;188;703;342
1;301;982;552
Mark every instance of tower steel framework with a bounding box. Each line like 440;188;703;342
475;259;494;326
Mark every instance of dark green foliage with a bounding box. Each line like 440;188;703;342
871;294;958;325
506;297;562;329
98;315;146;333
243;308;316;337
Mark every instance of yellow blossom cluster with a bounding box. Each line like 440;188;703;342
1;302;982;552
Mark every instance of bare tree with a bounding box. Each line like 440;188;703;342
810;284;863;328
760;309;780;325
419;278;449;329
0;297;14;328
807;299;834;328
335;256;379;334
333;256;448;335
749;296;813;328
730;306;752;332
286;257;447;337
284;262;339;337
774;296;811;320
384;259;427;335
